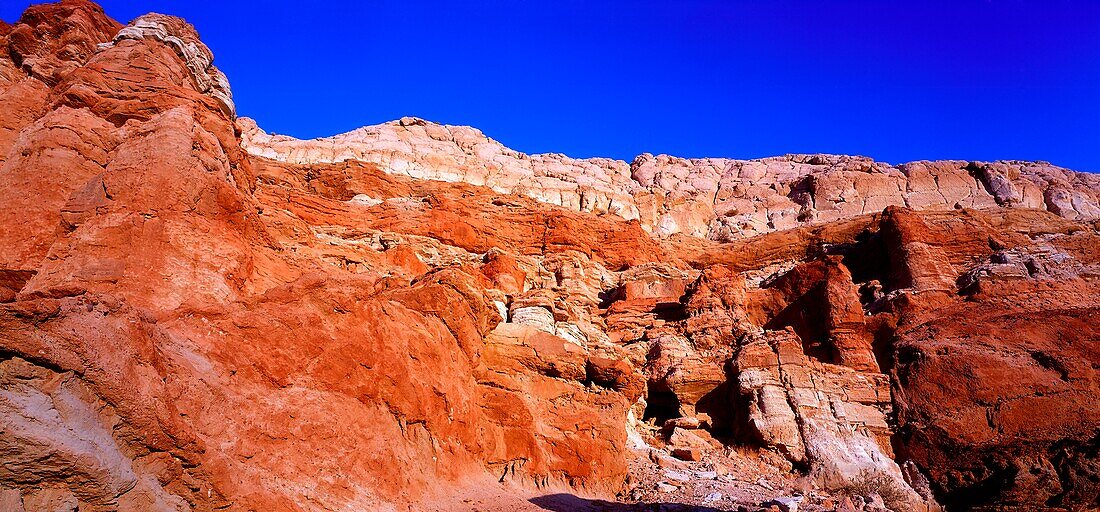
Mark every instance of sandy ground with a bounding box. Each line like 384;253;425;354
425;443;860;512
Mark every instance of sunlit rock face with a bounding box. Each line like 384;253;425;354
240;117;1100;241
1;2;1099;511
98;13;235;117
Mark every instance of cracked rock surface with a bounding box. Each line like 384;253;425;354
240;119;1100;241
1;2;1099;511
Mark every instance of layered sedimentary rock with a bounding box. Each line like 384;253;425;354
0;3;642;509
97;13;234;117
885;214;1100;511
2;2;1099;511
734;330;913;502
240;118;1100;240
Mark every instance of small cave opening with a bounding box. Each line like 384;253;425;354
597;286;622;309
869;317;899;373
642;382;681;425
837;229;894;303
762;289;840;365
653;301;688;322
695;380;740;441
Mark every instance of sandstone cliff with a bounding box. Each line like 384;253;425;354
240;118;1100;240
1;2;1098;512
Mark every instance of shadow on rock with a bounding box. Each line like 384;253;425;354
529;493;729;511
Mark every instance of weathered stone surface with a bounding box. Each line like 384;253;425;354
880;206;959;292
1;2;1098;511
734;329;931;510
0;2;646;508
670;448;702;462
241;121;1100;240
97;13;235;117
4;0;120;85
892;283;1100;510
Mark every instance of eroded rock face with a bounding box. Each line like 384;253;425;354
4;0;121;85
240;118;1100;241
734;330;911;504
98;13;235;117
0;3;643;509
891;264;1100;510
1;2;1099;511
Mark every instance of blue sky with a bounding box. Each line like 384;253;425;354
5;1;1099;171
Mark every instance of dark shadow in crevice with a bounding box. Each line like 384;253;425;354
762;288;838;365
597;286;621;309
529;494;727;511
694;379;739;441
653;301;688;322
642;381;681;425
837;229;891;287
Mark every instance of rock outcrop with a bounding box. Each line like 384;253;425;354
1;2;1098;511
240;118;1100;240
97;13;234;117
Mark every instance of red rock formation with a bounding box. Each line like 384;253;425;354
887;216;1100;511
0;3;643;509
1;2;1098;511
240;122;1100;240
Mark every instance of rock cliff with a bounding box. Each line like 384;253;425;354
1;2;1098;511
240;118;1100;240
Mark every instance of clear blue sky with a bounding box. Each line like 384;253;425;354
5;1;1099;171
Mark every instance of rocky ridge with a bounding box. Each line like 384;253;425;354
240;118;1100;240
1;2;1098;512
